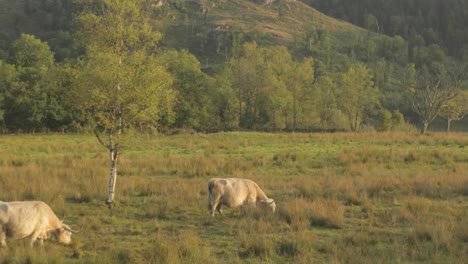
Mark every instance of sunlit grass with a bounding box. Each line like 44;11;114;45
0;132;466;263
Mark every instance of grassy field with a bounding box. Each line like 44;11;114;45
0;132;467;263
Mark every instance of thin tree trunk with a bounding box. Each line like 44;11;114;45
238;88;242;127
293;86;297;132
284;111;288;130
447;119;452;133
106;148;119;207
422;121;429;134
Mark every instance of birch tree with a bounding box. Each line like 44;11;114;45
74;0;174;206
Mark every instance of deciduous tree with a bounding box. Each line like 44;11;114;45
1;34;56;132
312;75;341;130
337;63;379;131
228;42;272;129
158;49;216;131
73;0;175;206
439;90;468;132
409;63;466;134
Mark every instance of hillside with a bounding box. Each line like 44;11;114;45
152;0;366;67
0;0;366;65
191;0;362;37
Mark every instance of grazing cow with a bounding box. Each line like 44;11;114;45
0;201;78;248
207;178;276;216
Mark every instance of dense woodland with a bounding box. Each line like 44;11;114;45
304;0;468;58
0;0;467;135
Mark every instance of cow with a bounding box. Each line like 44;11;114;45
0;201;79;248
207;178;276;216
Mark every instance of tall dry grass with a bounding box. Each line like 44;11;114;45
0;132;466;263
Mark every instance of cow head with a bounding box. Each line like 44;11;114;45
52;224;79;245
260;198;276;212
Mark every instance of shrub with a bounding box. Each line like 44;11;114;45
278;198;314;230
238;235;274;259
309;197;345;229
279;197;345;229
277;241;299;257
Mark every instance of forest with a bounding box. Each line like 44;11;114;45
0;0;467;135
304;0;468;58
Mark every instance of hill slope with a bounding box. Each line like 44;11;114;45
159;0;364;39
201;0;362;40
154;0;366;68
0;0;365;64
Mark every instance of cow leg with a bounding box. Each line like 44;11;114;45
216;204;224;216
208;200;216;216
0;231;7;248
207;197;214;216
209;201;221;217
209;195;221;217
29;231;42;248
29;239;36;248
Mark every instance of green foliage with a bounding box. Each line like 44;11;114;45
220;42;318;131
0;0;467;133
378;35;407;64
0;34;70;132
337;63;380;131
12;34;54;68
309;75;346;130
158;49;218;131
72;0;177;204
73;0;175;142
0;0;77;61
439;90;468;131
225;42;270;128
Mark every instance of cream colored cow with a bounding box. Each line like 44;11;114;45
0;201;78;248
207;178;276;216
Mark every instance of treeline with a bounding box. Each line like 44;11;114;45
0;0;466;134
0;34;393;133
2;33;465;134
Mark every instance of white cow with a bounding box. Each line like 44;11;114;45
0;201;78;248
207;178;276;216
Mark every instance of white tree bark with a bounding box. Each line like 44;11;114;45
106;148;119;206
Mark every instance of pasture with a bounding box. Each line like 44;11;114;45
0;132;467;263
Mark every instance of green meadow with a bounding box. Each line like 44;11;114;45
0;132;467;263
